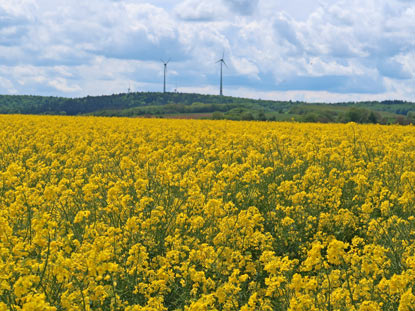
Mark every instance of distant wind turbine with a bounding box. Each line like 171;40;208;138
161;58;171;93
216;52;228;96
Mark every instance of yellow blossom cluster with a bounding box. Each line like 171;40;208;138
1;115;415;310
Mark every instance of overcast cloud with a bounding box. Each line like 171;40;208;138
0;0;414;102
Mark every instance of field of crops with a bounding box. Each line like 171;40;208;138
1;115;415;310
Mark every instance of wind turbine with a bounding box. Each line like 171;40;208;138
161;58;170;93
217;52;228;96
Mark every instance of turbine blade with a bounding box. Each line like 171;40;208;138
223;60;228;68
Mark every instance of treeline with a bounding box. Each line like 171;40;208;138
288;105;415;125
0;92;414;124
209;107;393;123
0;92;293;116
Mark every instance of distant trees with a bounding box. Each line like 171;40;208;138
241;112;254;121
257;111;266;121
291;106;384;124
341;107;381;124
407;111;415;123
212;112;225;120
0;93;414;125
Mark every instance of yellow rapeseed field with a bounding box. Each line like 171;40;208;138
1;115;415;311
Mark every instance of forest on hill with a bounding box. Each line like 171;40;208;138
0;92;414;124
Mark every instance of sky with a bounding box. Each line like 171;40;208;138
0;0;414;102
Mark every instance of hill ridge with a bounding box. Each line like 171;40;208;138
0;92;414;124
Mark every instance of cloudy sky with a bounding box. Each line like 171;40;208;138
0;0;414;102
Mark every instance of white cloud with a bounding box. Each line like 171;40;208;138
0;76;17;94
175;0;226;21
231;57;259;77
0;0;414;102
48;78;81;93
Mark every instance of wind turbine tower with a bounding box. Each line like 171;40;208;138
217;52;227;96
161;58;170;93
